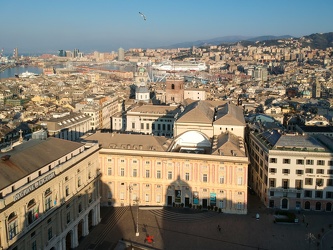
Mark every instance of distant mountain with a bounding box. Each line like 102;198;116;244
158;33;333;50
160;35;293;49
300;32;333;50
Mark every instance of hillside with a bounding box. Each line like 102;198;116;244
159;32;333;50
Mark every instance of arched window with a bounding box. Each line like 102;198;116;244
8;212;18;240
45;188;53;211
326;202;332;212
27;199;39;224
304;201;310;210
281;198;288;209
315;202;321;211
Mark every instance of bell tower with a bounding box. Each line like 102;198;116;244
165;76;184;104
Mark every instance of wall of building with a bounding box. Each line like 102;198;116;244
98;149;248;214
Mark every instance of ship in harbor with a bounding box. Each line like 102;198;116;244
16;71;39;78
151;59;207;72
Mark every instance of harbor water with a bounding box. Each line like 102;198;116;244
0;66;43;79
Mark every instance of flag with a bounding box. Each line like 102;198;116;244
35;205;39;219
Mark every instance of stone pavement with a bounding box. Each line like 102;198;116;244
75;195;333;250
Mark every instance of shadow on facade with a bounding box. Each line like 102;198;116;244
73;179;122;250
248;172;333;212
150;112;176;138
6;170;103;250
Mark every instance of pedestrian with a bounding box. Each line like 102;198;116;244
218;226;221;232
306;223;308;228
217;224;221;232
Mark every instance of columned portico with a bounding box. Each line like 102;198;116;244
83;214;89;236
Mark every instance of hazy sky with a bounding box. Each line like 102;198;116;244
1;0;332;54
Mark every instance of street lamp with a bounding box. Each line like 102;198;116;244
128;185;133;206
135;197;140;236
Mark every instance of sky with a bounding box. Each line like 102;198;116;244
1;0;333;54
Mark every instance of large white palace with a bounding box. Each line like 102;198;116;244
86;100;249;214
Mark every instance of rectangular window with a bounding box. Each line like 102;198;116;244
269;168;276;173
328;170;333;175
157;170;161;179
168;171;172;180
306;159;314;165
296;169;303;175
66;186;69;196
304;190;312;198
45;196;52;211
133;169;137;177
327;179;333;186
132;122;135;129
283;159;290;164
77;176;81;187
236;202;243;210
328;161;333;166
326;191;333;199
296;159;304;165
146;123;149;130
316;169;324;174
203;174;208;182
237;176;242;185
146;170;150;178
270;178;276;187
120;168;125;177
305;178;313;185
66;212;70;224
269;158;277;163
282;169;290;174
145;194;149;202
219;176;224;184
305;168;313;174
316;179;324;187
32;241;37;250
270;191;274;197
8;221;18;240
282;179;289;189
317;160;325;166
108;167;112;176
156;194;161;203
120;192;124;200
295;180;302;190
48;227;52;240
185;172;190;181
315;191;323;198
219;200;224;209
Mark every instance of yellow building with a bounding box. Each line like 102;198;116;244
0;138;100;250
85;130;249;214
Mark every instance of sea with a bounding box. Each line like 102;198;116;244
0;66;44;79
0;63;137;79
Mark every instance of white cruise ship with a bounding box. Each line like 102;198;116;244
152;60;207;72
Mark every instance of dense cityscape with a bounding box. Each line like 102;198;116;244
0;32;333;249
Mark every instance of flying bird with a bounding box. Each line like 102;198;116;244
139;12;146;21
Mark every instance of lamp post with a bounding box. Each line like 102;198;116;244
135;197;140;236
128;185;133;206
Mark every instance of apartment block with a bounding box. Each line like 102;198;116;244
248;130;333;211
